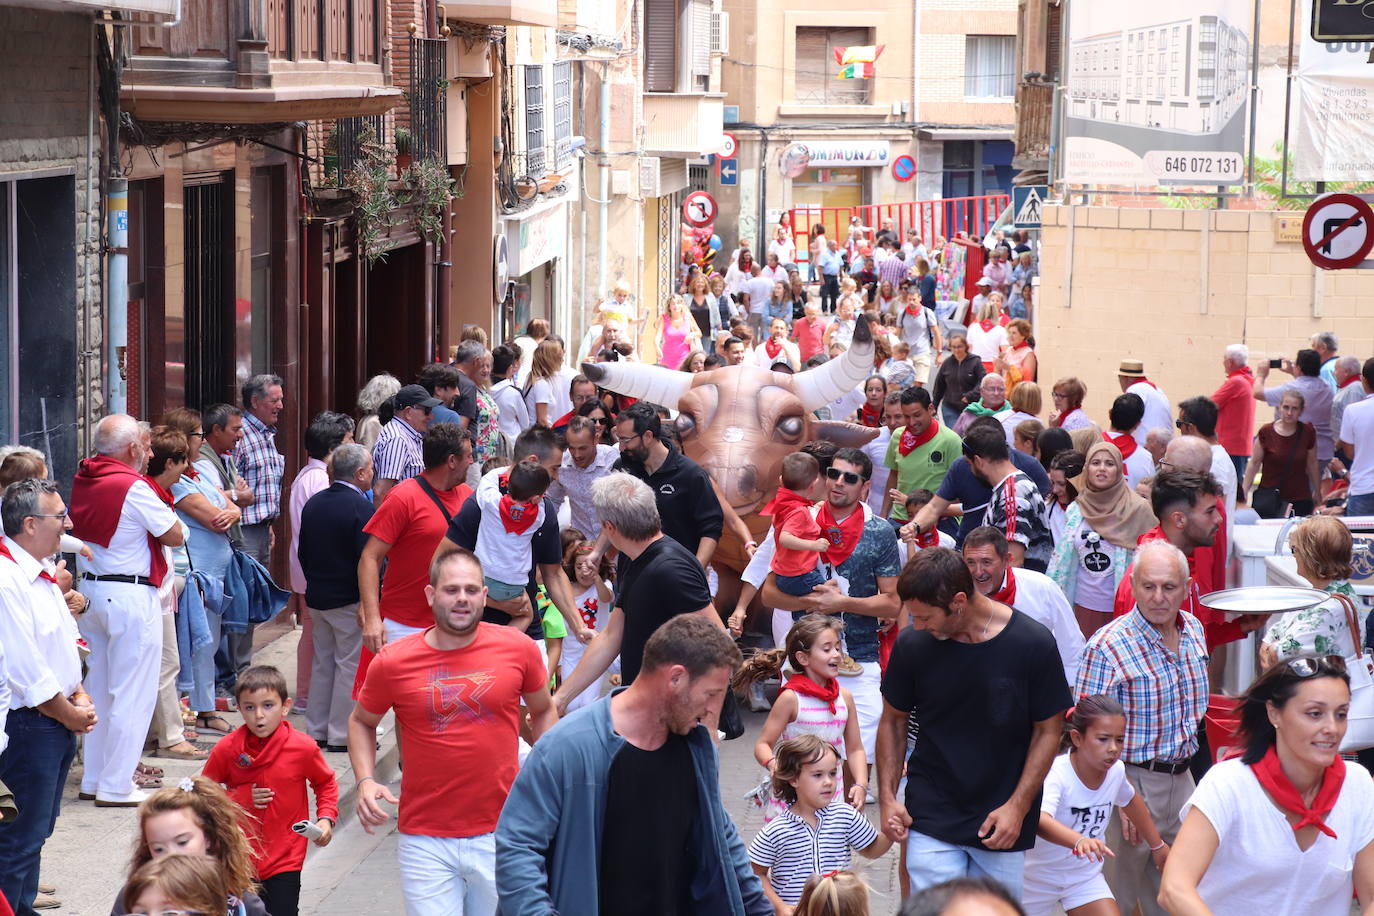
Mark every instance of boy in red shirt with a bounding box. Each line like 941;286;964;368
202;665;339;916
766;452;832;597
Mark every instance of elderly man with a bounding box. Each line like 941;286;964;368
1117;360;1173;447
544;415;618;538
1253;348;1335;464
230;374;286;681
1078;541;1209;916
1331;355;1366;463
0;479;98;909
69;415;183;805
498;613;767;916
1143;428;1173;470
1211;344;1255;487
1312;330;1340;389
953;374;1010;436
372;383;441;503
878;546;1069;898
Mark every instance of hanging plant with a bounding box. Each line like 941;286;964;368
402;157;459;247
342;124;401;264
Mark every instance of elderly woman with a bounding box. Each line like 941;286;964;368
1160;658;1374;916
932;331;986;427
1048;441;1157;638
1049;376;1093;431
1259;516;1363;668
995;318;1038;393
999;381;1042;445
1243;388;1319;519
355;373;401;449
953;373;1010;436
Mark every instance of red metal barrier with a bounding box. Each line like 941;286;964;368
786;194;1010;267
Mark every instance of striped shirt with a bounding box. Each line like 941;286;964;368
372;417;425;484
233;411;285;525
1075;609;1209;764
877;253;910;289
747;800;879;905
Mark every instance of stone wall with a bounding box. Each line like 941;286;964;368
1034;204;1373;429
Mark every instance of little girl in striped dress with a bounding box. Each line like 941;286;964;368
735;614;868;820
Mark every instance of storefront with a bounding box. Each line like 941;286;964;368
501;198;568;342
788;140;891;210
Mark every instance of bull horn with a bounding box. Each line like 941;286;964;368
793;313;875;411
581;361;693;407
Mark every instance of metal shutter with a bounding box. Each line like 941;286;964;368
690;0;711;77
794;27;828;104
644;0;678;92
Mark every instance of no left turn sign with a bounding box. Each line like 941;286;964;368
683;191;718;228
1302;193;1374;270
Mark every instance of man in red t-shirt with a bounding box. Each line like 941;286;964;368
350;550;556;914
359;423;472;653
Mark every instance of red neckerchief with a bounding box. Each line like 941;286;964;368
0;540;12;563
765;338;783;360
782;672;840;715
990;566;1017;605
978;319;996;332
184;464;200;480
859;403;882;427
1011;340;1030;350
1341;375;1362;389
145;476;175;507
69;455;168;587
1134;377;1158;390
998;314;1010;327
898;419;940;456
498;492;541;535
1251;745;1345;839
905;302;922;317
816;502;865;566
1103;431;1138;460
38;569;59;585
912;529;940;549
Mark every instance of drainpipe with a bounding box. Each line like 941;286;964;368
597;61;610;300
105;178;129;415
83;21;98;447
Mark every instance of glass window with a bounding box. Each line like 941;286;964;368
965;35;1015;98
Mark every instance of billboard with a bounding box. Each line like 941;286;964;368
1063;0;1252;185
1293;0;1374;181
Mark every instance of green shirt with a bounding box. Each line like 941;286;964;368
883;422;963;521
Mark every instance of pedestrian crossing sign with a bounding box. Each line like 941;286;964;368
1013;185;1046;229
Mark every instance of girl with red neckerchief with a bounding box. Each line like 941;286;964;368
1161;657;1374;916
856;376;888;428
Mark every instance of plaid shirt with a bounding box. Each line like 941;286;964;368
1075;609;1209;764
877;254;910;289
233;411;285;525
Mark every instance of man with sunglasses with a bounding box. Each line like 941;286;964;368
1077;540;1210;916
371;384;441;504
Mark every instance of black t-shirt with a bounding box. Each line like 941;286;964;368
880;611;1071;851
600;734;698;915
446;491;560;637
616;537;712;685
612;444;723;555
936;451;1051;545
454;373;479;424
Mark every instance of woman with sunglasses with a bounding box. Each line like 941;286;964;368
1160;656;1374;916
575;400;616;446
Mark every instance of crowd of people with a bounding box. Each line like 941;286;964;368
1;216;1374;916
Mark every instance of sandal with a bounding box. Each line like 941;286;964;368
152;741;210;761
136;762;165;778
134;771;163;789
195;713;233;736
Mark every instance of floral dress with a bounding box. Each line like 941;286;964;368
472;388;501;464
1262;580;1363;660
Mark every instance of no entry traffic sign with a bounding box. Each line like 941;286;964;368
1302;193;1374;271
683;191;718;228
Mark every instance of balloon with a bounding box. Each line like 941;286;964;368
709;234;722;252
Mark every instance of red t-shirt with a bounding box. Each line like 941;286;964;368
793;317;829;363
362;478;472;629
356;624;546;837
772;507;824;577
202;721;339;879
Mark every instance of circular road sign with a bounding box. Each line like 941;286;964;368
720;133;738;159
683;191;718;228
1302;193;1374;271
892;154;917;182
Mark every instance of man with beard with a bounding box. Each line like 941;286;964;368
348;550;556;916
961;526;1083;684
881;386;961;525
496;613;768;916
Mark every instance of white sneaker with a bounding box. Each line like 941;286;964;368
94;788;152;807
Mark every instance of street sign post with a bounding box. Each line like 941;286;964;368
718;159;738;186
1012;185;1047;229
1302;193;1374;271
683;191;718;228
720;133;738;159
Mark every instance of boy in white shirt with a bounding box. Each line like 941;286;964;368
475;459;551;601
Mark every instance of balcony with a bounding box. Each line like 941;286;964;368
122;0;400;123
1011;81;1053;171
642;92;726;158
442;0;555;28
48;0;177;13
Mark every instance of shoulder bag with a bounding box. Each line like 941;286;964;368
1335;591;1374;751
1252;423;1305;519
415;475;454;525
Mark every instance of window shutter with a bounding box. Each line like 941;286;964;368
1046;2;1063;81
690;0;711;77
795;27;827;103
644;0;678;92
524;64;546;176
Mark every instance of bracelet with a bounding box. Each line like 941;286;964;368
358;775;377;788
1072;836;1086;853
319;816;336;827
1150;840;1167;851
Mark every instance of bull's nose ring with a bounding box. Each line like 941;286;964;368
722;427;743;443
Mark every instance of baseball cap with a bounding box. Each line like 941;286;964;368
394;384;442;410
975;277;992;287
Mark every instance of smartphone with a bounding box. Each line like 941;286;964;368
1269;358;1283;369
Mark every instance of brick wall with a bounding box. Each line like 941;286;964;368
1035;204;1374;430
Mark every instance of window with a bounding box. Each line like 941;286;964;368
524;64;545;176
644;0;677;92
795;27;873;105
552;61;572;170
964;35;1014;98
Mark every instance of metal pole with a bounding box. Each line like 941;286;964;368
1245;0;1262;193
1280;0;1298;199
105;178;129;415
597;61;610;302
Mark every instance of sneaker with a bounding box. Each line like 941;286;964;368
746;682;771;713
865;788;876;805
95;788;152;807
837;655;863;677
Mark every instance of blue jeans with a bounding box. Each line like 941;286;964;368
189;607;224;713
0;708;78;916
775;565;828;597
1349;491;1374;517
904;829;1026;902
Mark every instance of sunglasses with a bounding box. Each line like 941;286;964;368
824;467;867;485
1286;655;1347;678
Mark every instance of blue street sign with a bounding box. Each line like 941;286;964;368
719;158;739;186
1012;185;1047;229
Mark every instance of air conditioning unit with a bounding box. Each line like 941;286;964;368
639;157;663;197
711;11;729;55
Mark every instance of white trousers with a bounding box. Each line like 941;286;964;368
397;831;498;916
78;581;162;797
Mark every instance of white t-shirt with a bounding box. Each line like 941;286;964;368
768;238;796;265
1340;395;1374;495
1182;758;1374;916
77;479;179;578
966;323;1007;364
1005;568;1086;685
1120;439;1155;488
863;427;893;515
474;469;546;587
491;378;530;441
1066;522;1117;613
1024;754;1135;892
746;276;777;316
1126;381;1173;447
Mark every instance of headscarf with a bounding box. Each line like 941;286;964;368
1071;441;1157;549
1068;423;1103;456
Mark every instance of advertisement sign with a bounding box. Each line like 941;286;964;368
794;140;890;168
1312;0;1374;42
1294;0;1374;181
1063;0;1251;185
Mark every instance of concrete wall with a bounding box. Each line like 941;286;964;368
1035;204;1374;427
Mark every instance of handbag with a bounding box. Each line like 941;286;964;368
1335;592;1374;752
718;689;745;741
1252;423;1306;519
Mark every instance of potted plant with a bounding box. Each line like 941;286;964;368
395;127;413;171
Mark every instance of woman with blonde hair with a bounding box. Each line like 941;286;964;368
657;295;699;369
355;373;401;449
523;337;571;427
1000;380;1042;445
996;317;1038;392
686;273;721;353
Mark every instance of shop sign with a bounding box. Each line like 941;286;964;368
794;140;891;168
504;201;567;276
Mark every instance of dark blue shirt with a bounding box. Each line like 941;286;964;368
936;451;1052;546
